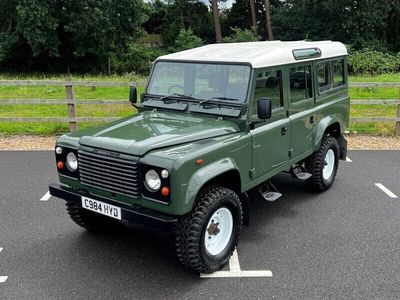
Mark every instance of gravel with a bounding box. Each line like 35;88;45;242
0;135;400;151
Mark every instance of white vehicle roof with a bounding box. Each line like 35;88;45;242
157;40;347;68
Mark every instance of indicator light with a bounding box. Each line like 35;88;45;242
161;187;170;197
196;159;204;166
55;147;62;154
57;161;64;169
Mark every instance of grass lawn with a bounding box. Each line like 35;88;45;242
0;73;399;136
348;73;399;135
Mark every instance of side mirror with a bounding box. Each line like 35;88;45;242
129;86;137;105
257;98;272;120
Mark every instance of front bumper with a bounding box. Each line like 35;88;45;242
49;183;178;232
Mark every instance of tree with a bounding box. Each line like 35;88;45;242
211;0;222;42
264;0;273;40
150;0;213;47
249;0;257;31
225;0;251;34
0;0;148;72
223;27;261;42
172;29;203;51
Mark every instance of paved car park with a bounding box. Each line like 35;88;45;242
0;150;399;299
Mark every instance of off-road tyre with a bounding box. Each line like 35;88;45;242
306;136;339;192
66;201;119;232
176;186;243;273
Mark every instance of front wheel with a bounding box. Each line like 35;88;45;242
306;136;339;192
175;186;243;273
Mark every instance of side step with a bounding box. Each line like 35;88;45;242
259;181;282;202
290;165;312;180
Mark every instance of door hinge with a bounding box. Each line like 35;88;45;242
249;168;255;179
289;148;293;158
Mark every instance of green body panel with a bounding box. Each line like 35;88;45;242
55;55;349;218
73;111;240;156
143;133;251;215
250;113;291;178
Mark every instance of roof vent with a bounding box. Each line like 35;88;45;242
292;48;322;60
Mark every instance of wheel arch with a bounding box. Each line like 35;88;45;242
315;116;347;159
183;159;249;225
315;117;340;146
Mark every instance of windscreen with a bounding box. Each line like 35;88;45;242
147;62;251;103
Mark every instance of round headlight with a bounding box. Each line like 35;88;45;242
66;152;78;171
55;146;63;155
145;169;161;192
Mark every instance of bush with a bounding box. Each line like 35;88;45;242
113;43;169;75
348;49;400;75
171;29;203;52
223;27;261;43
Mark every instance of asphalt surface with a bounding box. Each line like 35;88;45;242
0;150;399;299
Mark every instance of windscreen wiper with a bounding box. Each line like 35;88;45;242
199;96;240;105
161;93;196;103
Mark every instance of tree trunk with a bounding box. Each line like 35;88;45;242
211;0;222;43
264;0;273;40
249;0;257;32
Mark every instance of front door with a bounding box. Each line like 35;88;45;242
250;69;291;179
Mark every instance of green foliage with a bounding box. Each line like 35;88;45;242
2;0;400;75
0;0;148;72
171;29;203;52
348;49;400;75
114;43;169;75
16;0;59;57
223;27;261;43
144;0;213;47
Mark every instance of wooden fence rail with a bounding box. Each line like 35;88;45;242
0;80;399;136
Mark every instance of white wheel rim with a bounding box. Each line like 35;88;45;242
205;208;233;256
323;149;335;180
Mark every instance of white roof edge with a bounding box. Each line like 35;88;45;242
156;40;348;68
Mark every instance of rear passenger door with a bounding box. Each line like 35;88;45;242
288;64;315;158
250;69;291;178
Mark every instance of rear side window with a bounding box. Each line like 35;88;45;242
255;70;283;110
332;60;345;87
317;62;331;92
289;65;312;103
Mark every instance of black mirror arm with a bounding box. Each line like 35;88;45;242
249;119;266;130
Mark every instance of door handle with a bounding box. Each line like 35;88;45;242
281;127;288;136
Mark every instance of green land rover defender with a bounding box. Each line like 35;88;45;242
49;41;349;273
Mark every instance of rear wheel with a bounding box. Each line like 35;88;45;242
66;201;119;232
176;186;242;273
306;136;339;192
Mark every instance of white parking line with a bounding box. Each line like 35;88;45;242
228;249;241;272
40;191;51;201
0;247;7;283
200;249;273;278
0;276;8;283
375;183;398;198
346;156;352;162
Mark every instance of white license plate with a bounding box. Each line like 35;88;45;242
81;197;121;220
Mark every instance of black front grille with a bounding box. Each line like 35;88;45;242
78;149;140;198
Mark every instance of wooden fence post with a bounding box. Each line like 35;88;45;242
65;78;77;132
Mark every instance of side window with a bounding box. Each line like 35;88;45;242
289;65;312;103
332;60;345;87
317;62;331;92
254;70;283;110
